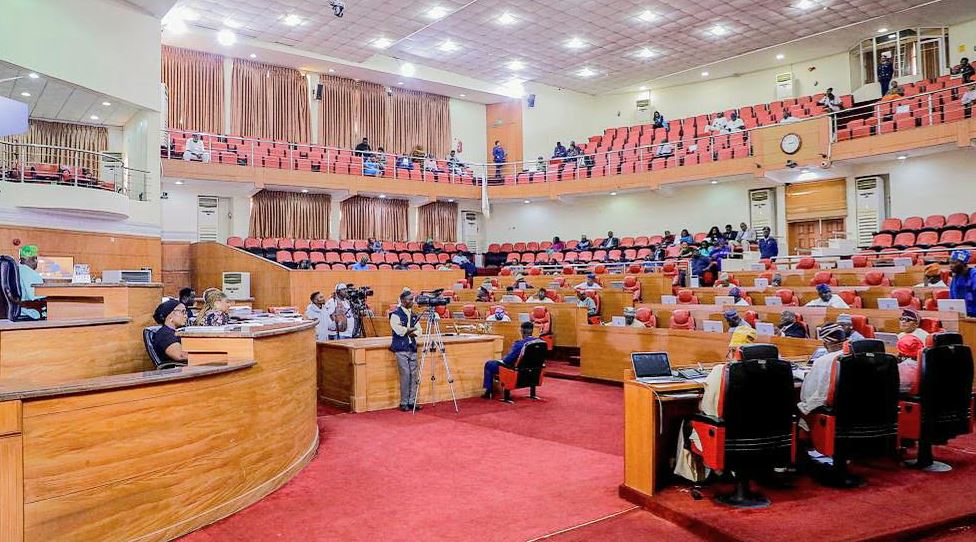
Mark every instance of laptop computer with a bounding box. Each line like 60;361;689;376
632;352;682;383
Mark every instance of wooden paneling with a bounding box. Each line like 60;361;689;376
0;225;161;281
831;117;975;162
0;401;22;436
18;328;318;542
755;117;831;170
162;242;192;298
486;99;523;164
0;433;24;542
785;179;847;222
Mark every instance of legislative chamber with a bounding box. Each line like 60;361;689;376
3;0;976;540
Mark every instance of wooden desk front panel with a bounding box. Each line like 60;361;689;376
579;326;821;382
18;329;318;542
732;267;923;288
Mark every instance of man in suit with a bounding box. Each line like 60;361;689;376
601;231;619;248
482;321;540;399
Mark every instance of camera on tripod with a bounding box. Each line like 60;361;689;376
341;285;374;304
416;288;450;307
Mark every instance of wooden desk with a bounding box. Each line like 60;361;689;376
0;320;317;542
731;266;923;287
317;334;503;412
455;288;635;323
579;325;821;382
446;302;587;348
368;317;524;354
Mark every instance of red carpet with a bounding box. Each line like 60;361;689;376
544;509;704;541
180;379;660;542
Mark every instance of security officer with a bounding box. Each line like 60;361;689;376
389;288;423;411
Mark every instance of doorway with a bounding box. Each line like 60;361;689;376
788;218;845;255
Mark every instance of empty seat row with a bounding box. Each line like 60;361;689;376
878;213;976;234
229;237;469;253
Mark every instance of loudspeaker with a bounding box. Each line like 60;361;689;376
314;83;323;100
527;93;536;108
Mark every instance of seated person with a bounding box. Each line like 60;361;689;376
436;263;452;271
447;150;465;175
16;244;46;319
770;273;783;287
896;334;923;394
804;284;849;308
601;231;619;248
351;255;370;270
196;288;231;326
179;287;197;322
575;289;598;319
500;286;523;303
621;306;645;328
396;154;413;170
713;271;733;288
777;310;808;338
963;83;976;114
354;137;372;156
915;263;947;287
512;273;530;290
411;144;426;163
797;324;847;430
552;141;568;159
422;237;439;254
486;306;511;322
708;112;728;133
835;313;864;341
882;80;905;100
575;273;603;290
652;110;667;129
531;288;554;303
897;308;929;342
423;153;441;173
481;321;539;398
725;112;745;133
182;133;210;162
151;299;189;364
363;155;381;176
725;309;757;359
677;241;697;258
677;229;694;245
476;279;495;302
661;230;675;246
817;88;843;112
577;234;592;251
728;286;750;306
368;237;384;253
549;236;565;253
779;110;800;124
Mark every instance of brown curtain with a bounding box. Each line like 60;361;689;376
231;59;311;142
318;74;451;156
340;196;408;241
161;46;224;133
417;201;458;242
249;190;331;239
2;119;108;173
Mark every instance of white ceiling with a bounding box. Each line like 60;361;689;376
165;0;976;95
0;62;140;127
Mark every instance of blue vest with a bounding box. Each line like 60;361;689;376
390;306;419;353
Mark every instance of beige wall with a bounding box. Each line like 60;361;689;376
449;98;488;164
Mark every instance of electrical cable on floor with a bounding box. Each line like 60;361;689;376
523;506;641;542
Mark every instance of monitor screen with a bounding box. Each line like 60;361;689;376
37;256;74;280
631;352;671;378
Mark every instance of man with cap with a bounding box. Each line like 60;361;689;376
151;299;189;364
482;321;541;399
622;307;645;328
777;310;808;338
713;272;733;288
949;250;976;317
323;284;354;340
390;288;423;411
351;255;370;271
915;263;947;288
476;279;495;302
896;334;923;393
798;323;848;429
305;291;329;341
531;288;554;303
575;289;598;319
897;308;928;342
16;245;45;319
486;306;511;322
804;284;850;308
835;313;865;342
500;286;523;303
574;273;603;290
513;272;530;291
728;286;750;306
725;309;757;359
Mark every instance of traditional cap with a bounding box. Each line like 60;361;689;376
723;308;740;321
950;249;971;263
924;263;941;277
494;306;506;315
897;334;924;359
623;307;636;316
818;323;845;344
836;313;852;325
718;272;729;282
587;273;596;279
153;299;181;325
19;245;38;259
729;286;741;297
335;283;348;291
815;283;831;294
901;308;921;323
399;287;412;299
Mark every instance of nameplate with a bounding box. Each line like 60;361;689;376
714;295;734;305
836;260;854;269
754;278;769;289
701;320;724;333
892;257;914;268
756;322;776;336
764;296;783;306
937;299;967;314
876;297;899;310
661;295;677;305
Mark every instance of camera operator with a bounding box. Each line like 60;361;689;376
305;291;329;341
390;288;422;411
324;283;355;340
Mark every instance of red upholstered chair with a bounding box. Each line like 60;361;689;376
531;306;554;350
903;216;924;230
275;250;294;266
923;215;946;230
810;271;838;287
495;340;548;403
593;264;607;274
462;304;482;319
635;307;656;328
850;314;875;338
562;265;576;275
488;243;501;253
919;317;945;334
499;267;512;276
796;257;817;270
852;255;869;268
434;305;451;319
923;289;950;311
670;309;696;330
676;289;699;305
891;288;921;309
623;275;642;302
661;261;678;278
837;290;862;309
226;236;244;248
528;266;542;276
861;271;891;286
879;218;902;233
775;289;799;306
628;263;643;274
742;310;759;328
585;291;602;324
946;213;969;229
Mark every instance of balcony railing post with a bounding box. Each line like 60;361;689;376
927;94;934;126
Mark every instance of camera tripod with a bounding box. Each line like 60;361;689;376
349;302;375;338
412;306;459;414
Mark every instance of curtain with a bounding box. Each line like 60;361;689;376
318;74;451;156
160;46;224;134
2;120;108;174
249;190;331;239
417;201;458;242
231;59;311;142
340;196;408;241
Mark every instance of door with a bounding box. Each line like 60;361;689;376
788;218;845;255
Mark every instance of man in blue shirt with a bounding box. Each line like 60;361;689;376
552;141;567;158
16;245;45;320
758;226;778;260
351;255;370;271
949;250;976;317
482;321;540;398
492;140;506;179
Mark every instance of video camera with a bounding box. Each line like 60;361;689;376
416;288;450;307
340;284;373;304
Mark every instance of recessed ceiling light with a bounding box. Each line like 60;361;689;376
523;200;530;204
102;101;111;106
637;10;657;22
877;27;888;33
249;53;257;58
796;0;815;9
437;39;460;53
165;17;188;34
610;192;617;196
565;37;586;49
701;71;710;77
507;59;525;71
397;81;404;85
217;29;237;46
20;92;30;97
426;6;449;19
379;194;387;199
639;85;647;91
174;180;184;185
776;53;785;60
636;47;656;59
497;12;517;25
180;8;198;21
301;189;309;193
223;18;242;29
90;115;99;120
372;37;393;49
28;73;39;79
459;94;466;97
400;63;416;77
448;199;455;202
710;180;718;184
577;67;596;78
710;25;728;36
328;68;336;73
897;155;908;160
283;14;302;26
